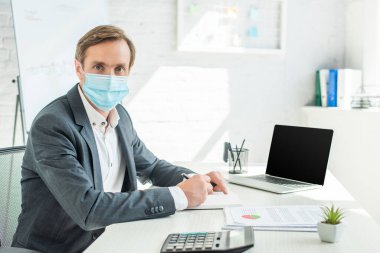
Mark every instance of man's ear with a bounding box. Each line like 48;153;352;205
74;60;85;83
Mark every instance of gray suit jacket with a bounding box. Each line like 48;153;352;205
12;85;194;253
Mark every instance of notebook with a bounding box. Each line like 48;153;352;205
187;192;241;210
228;125;334;194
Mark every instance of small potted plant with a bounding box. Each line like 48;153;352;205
317;204;345;243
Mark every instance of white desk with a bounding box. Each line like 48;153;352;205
85;164;380;253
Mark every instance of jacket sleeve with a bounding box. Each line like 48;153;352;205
29;112;176;231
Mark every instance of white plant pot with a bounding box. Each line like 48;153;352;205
317;222;345;243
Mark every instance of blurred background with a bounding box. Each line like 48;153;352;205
0;0;379;222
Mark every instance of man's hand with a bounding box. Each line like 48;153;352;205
206;171;228;194
177;174;213;208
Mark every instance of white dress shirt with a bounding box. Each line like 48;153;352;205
78;85;188;209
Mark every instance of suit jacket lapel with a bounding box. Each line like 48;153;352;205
66;85;103;191
116;105;137;192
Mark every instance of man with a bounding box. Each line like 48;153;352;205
12;25;228;253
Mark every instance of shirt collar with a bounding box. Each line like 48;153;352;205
77;84;120;131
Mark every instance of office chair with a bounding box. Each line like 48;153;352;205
0;146;40;253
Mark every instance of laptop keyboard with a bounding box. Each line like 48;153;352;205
251;175;311;189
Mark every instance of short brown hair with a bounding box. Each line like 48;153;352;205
75;25;136;68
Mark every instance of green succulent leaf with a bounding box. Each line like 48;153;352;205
320;204;345;225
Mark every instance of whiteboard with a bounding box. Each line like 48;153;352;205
177;0;286;54
11;0;108;133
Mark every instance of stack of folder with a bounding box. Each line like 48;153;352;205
316;69;362;108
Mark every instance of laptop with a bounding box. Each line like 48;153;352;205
228;125;334;194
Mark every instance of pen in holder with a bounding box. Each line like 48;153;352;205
224;140;248;174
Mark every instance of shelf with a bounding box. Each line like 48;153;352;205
302;106;380;114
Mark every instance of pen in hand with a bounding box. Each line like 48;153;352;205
181;173;217;187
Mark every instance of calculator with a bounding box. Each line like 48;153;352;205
161;226;254;253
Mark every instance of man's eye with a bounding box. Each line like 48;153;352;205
116;67;125;73
94;65;103;71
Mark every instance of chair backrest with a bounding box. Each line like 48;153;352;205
0;146;25;247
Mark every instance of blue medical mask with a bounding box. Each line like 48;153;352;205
82;73;129;111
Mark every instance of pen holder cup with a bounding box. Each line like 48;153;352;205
228;148;249;174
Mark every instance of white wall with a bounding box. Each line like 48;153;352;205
345;0;363;69
0;0;346;164
346;0;380;89
362;0;380;87
110;0;346;164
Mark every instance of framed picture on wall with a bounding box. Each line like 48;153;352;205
177;0;287;54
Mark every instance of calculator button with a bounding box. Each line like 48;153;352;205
205;245;213;249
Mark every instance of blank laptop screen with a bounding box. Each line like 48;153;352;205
266;125;333;185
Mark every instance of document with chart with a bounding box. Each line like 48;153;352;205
224;205;322;231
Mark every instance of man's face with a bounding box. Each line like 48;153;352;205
75;39;131;86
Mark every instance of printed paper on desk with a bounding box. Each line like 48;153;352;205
227;205;322;226
187;192;241;210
